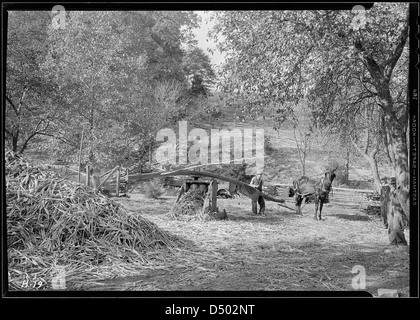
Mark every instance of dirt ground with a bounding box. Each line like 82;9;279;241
87;193;410;296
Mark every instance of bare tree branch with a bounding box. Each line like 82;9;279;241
18;118;51;154
355;75;377;96
5;95;18;114
5;128;14;137
384;9;409;79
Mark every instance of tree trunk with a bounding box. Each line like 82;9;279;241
379;91;410;221
380;186;389;228
301;151;306;176
12;134;19;153
293;128;307;176
343;148;350;185
354;18;410;246
149;141;153;165
387;188;408;246
366;149;382;194
350;136;381;193
374;88;409;247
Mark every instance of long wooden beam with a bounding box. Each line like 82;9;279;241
272;183;374;194
126;169;286;204
127;172;162;181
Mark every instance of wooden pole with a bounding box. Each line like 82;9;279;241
211;179;218;213
277;203;296;211
91;173;97;189
77;126;85;183
116;166;120;197
86;164;90;186
149;143;153;167
207;183;212;211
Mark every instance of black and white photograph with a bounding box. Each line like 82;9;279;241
3;2;418;304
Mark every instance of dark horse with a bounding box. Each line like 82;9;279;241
289;168;337;220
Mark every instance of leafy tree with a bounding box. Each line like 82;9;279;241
348;99;384;194
320;4;410;218
210;10;320;120
120;11;199;83
211;4;410;244
182;46;216;96
41;11;131;166
39;11;199;169
289;100;316;176
190;74;207;96
5;11;64;153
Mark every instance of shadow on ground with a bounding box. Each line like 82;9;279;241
331;213;372;222
222;209;300;225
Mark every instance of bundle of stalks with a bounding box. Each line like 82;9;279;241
6;151;180;290
170;190;207;221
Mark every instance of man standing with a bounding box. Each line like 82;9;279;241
250;171;265;215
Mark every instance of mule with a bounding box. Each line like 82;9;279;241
290;168;337;220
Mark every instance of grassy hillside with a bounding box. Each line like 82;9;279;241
22;109;392;191
213;112;391;190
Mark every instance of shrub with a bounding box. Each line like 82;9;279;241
264;136;276;156
144;178;164;199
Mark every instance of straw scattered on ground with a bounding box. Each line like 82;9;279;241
109;194;410;295
169;190;207;221
6;151;181;290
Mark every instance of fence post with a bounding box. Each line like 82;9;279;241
211;179;218;212
116;166;120;197
86;164;90;186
